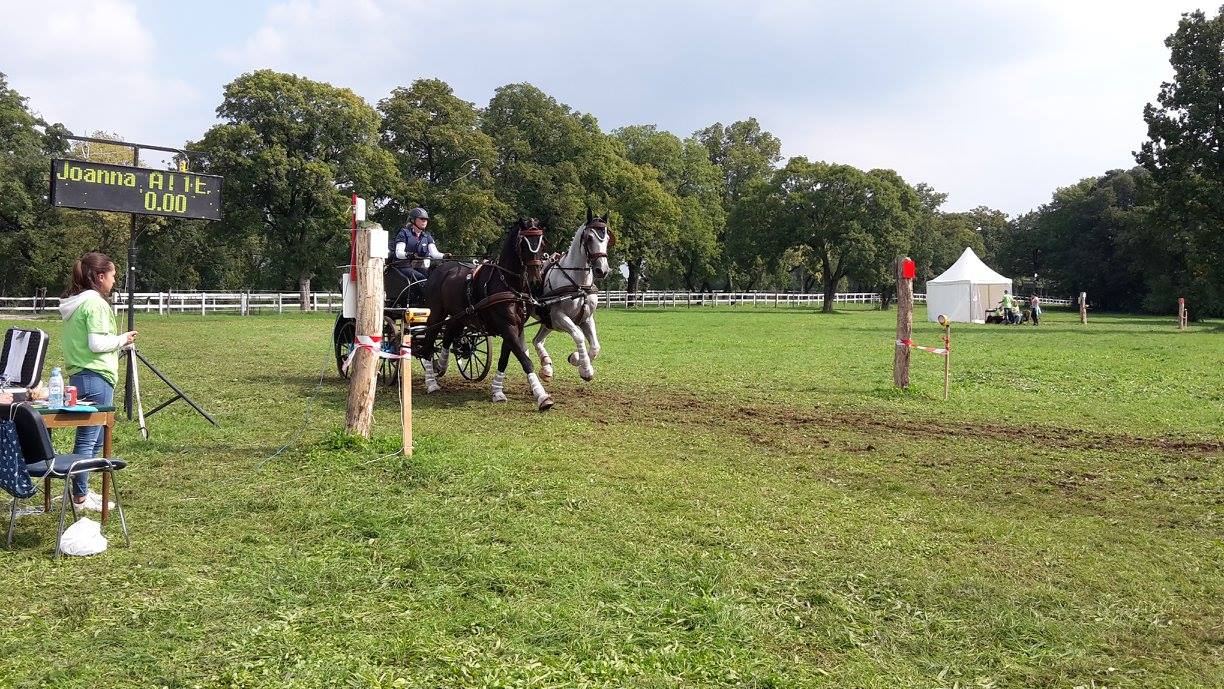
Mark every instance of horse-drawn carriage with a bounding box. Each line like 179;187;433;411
332;212;613;410
332;261;491;385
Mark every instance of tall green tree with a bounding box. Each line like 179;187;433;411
613;125;724;290
696;118;782;206
608;159;681;294
736;158;918;312
1136;6;1224;315
378;79;505;256
859;168;924;302
190;70;398;297
1002;169;1153;311
908;184;983;286
482;83;619;241
696;118;781;289
0;72;69;296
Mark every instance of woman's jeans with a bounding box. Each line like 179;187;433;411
68;370;114;498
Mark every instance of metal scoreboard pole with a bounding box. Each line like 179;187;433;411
54;135;221;432
125;144;139;418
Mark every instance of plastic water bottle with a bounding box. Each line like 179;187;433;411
48;367;64;409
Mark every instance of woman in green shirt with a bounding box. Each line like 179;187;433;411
58;252;137;505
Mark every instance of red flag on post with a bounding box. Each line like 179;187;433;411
901;257;916;280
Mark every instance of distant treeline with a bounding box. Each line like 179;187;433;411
1;9;1220;315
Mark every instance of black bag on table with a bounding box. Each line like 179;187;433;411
1;328;49;400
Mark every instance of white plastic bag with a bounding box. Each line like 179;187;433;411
60;517;108;556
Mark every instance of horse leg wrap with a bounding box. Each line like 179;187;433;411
422;360;441;393
567;351;594;380
527;372;553;411
491;372;508;403
436;348;450;377
539;355;553;382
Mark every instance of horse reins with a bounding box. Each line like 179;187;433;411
535;221;614;324
465;226;547;318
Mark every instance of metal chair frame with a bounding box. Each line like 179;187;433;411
3;403;129;559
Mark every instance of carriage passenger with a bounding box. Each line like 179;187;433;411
389;207;448;285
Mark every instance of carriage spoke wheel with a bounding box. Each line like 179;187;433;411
455;333;491;382
378;316;402;387
333;316;356;379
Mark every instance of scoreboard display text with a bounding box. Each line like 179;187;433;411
50;159;223;220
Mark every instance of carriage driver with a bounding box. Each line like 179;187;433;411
390;207;449;285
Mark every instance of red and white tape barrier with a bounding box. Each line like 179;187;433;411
342;334;411;374
895;339;947;356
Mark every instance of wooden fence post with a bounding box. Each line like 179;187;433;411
346;222;386;438
893;258;913;389
1079;292;1087;324
1178;297;1187;330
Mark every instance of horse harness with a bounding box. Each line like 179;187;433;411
535;221;613;327
461;226;547;322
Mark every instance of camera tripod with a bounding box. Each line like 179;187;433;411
123;344;218;437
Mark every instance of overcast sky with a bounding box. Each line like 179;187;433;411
0;0;1205;215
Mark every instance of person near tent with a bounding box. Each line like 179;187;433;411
1029;294;1041;326
1000;290;1019;325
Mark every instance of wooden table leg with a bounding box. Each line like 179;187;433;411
102;415;112;459
101;415;113;525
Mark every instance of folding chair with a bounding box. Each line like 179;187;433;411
4;402;129;559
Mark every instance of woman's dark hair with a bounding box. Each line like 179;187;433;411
63;252;117;300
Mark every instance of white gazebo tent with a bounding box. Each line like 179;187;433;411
925;248;1012;323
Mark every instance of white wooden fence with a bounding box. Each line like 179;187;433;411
0;291;340;316
599;291;902;308
0;290;1072;315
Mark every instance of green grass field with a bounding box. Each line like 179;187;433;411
1;306;1221;688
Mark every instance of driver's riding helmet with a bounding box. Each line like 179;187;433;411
408;207;429;221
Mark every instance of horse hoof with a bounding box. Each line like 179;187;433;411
426;383;441;394
537;396;554;411
567;352;581;366
581;372;594;382
540;366;553;382
492;392;508;403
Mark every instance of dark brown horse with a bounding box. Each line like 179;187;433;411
418;219;554;410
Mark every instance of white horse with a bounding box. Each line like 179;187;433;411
533;211;612;382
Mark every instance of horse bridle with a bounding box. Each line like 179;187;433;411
583;221;614;263
517;227;547;270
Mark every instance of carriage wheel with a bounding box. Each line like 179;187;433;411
333;316;356;379
455;332;491;382
378;316;402;387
